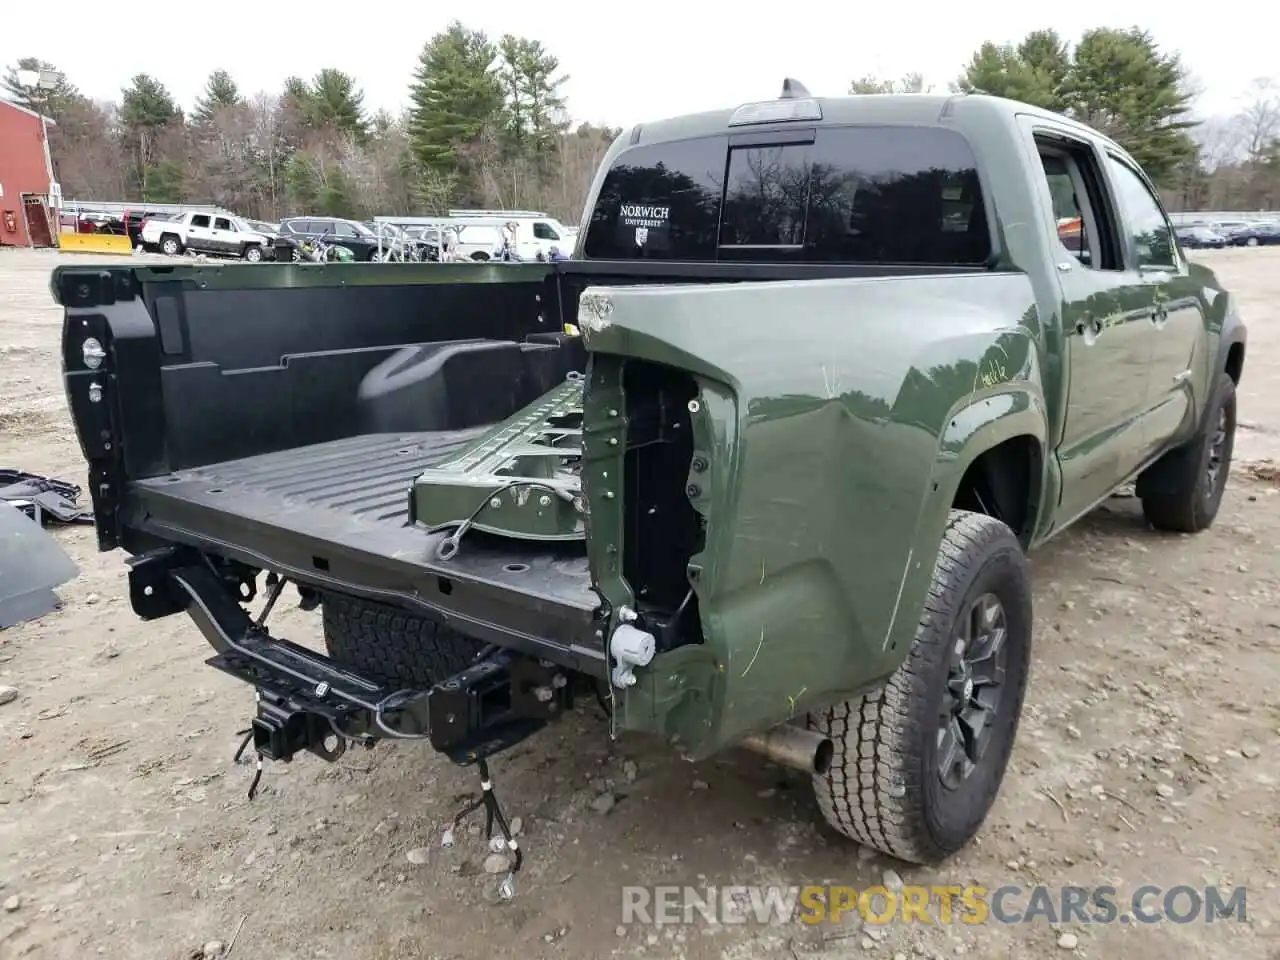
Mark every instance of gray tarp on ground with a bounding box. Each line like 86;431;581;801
0;502;79;629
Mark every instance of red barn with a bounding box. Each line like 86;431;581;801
0;99;57;248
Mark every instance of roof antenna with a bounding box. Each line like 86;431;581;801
780;78;811;99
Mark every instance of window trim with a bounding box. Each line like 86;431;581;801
1024;120;1124;273
1036;145;1097;265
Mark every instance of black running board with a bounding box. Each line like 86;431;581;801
165;561;571;765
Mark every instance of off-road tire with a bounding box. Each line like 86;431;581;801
1137;371;1236;533
809;510;1032;864
242;244;263;263
320;593;485;689
160;234;182;256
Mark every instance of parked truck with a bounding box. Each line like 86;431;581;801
139;211;273;261
55;84;1244;890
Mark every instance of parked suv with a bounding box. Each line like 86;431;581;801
273;218;388;262
140;212;272;261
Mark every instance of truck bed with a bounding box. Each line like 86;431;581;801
125;430;605;670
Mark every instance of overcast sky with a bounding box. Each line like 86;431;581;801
2;2;1270;126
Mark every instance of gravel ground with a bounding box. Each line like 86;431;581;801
0;246;1278;960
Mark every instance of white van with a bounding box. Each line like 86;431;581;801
447;210;576;260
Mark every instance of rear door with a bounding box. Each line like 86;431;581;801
186;214;215;252
1021;120;1157;524
1101;153;1208;458
211;216;238;255
332;220;366;258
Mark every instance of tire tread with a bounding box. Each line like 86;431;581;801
320;593;484;689
810;510;1028;863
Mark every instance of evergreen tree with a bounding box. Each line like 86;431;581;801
407;21;503;175
496;35;569;161
119;74;184;201
956;27;1195;183
192;69;242;126
307;68;369;142
1067;28;1196;182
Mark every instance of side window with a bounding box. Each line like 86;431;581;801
190;214;210;228
532;221;560;240
1038;153;1089;264
1032;136;1121;272
1106;156;1176;268
334;222;358;238
213;217;232;231
312;220;336;235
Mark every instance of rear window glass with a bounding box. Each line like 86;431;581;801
583;125;990;265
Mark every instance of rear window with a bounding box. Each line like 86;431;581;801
583;125;991;265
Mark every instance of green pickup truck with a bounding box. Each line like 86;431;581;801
56;84;1245;882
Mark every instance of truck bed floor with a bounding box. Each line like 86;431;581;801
126;431;600;622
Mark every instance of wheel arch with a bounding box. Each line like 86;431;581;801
877;391;1048;664
950;434;1044;549
934;389;1049;548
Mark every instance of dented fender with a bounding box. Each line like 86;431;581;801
578;273;1049;755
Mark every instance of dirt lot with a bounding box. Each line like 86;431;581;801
1;246;1278;960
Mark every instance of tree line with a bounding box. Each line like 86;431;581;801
3;24;1278;222
1;21;619;223
856;27;1280;213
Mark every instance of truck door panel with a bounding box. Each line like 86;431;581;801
186;214;214;252
1030;134;1152;523
1102;155;1206;456
212;216;237;255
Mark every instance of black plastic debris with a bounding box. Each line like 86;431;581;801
0;470;95;526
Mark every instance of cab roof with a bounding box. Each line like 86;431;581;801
626;87;1123;156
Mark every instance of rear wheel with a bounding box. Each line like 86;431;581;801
320;592;485;688
810;511;1032;864
160;234;182;256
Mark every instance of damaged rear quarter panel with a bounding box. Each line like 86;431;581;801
580;272;1045;754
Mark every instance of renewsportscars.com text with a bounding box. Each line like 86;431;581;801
621;884;1248;927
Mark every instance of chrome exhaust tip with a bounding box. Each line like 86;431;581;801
740;724;834;775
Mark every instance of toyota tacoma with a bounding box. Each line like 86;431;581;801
55;84;1245;889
